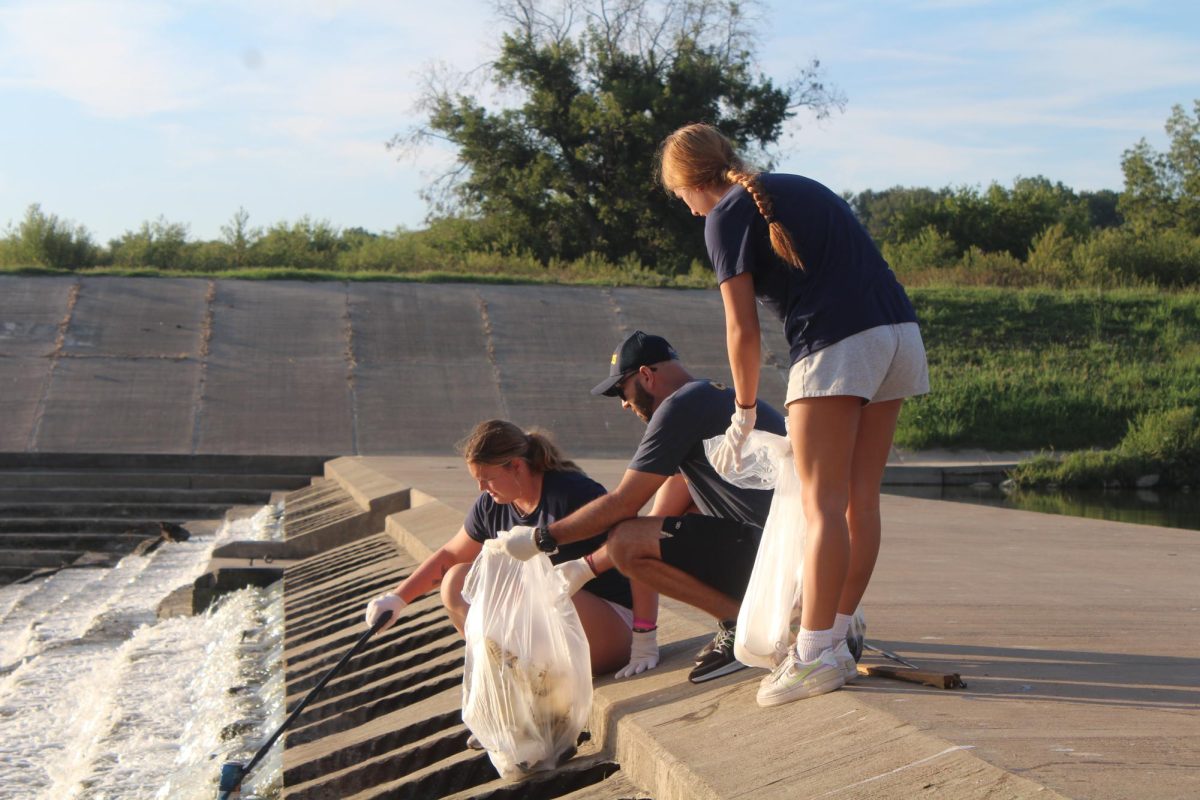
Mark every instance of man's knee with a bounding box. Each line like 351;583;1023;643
607;517;663;572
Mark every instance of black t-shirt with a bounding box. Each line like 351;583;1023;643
628;379;786;527
464;469;633;609
706;173;918;364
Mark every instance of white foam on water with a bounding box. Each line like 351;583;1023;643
0;503;286;800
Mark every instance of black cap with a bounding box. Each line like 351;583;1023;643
590;330;679;397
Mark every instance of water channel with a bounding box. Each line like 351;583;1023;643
885;484;1200;532
0;506;285;800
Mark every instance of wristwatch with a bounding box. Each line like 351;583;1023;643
534;524;559;555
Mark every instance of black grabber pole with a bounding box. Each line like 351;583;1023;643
217;609;393;799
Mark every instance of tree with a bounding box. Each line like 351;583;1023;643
220;207;262;268
1120;100;1200;235
394;0;844;272
111;217;190;269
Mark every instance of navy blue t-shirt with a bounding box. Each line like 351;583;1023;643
464;469;633;609
706;173;918;364
628;380;786;527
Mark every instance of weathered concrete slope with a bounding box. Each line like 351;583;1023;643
0;275;791;457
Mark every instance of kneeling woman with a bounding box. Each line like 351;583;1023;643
364;419;642;675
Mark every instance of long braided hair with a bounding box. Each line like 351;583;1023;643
659;123;805;270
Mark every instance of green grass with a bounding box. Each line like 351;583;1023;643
898;287;1200;452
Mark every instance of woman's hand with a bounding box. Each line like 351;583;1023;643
364;593;406;632
555;557;596;595
615;629;660;678
708;403;757;475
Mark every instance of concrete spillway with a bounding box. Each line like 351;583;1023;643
1;275;794;458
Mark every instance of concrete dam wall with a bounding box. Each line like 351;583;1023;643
0;275;793;458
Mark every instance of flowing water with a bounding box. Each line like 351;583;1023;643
0;505;286;800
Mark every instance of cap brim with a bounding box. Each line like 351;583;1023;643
590;375;623;397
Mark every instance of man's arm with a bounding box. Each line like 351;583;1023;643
548;468;667;546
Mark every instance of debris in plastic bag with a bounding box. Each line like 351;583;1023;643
460;541;592;781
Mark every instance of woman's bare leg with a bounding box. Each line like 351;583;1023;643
841;398;903;614
571;591;633;675
788;396;862;633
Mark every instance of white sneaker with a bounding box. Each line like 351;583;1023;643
832;638;858;683
756;648;844;707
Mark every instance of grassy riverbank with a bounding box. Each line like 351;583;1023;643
895;287;1199;453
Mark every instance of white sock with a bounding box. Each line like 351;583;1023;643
796;627;832;662
831;613;853;647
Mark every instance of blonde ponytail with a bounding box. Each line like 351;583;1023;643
661;123;806;270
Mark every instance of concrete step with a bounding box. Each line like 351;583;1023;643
0;549;85;568
0;502;232;519
0;471;313;491
0;566;35;584
0;533;154;552
0;487;272;505
0;452;329;474
0;518;186;534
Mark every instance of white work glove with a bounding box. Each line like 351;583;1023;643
555;557;595;596
364;593;406;632
497;525;540;561
615;628;660;679
708;403;757;476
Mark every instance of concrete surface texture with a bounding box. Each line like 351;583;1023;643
268;456;1199;799
1;275;797;456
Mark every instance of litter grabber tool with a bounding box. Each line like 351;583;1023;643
217;609;393;799
859;641;966;689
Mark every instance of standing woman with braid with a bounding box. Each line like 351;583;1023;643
659;123;929;707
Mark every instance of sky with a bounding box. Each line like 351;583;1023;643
1;0;1198;245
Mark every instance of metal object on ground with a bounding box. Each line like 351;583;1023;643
859;641;966;689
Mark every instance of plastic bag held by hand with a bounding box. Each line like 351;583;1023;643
704;428;792;490
460;540;593;781
498;525;540;561
707;404;757;475
730;431;806;669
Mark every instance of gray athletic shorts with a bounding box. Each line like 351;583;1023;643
786;322;929;405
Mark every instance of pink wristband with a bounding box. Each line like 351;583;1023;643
632;617;657;631
583;553;598;576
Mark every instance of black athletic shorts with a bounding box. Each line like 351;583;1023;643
658;514;762;602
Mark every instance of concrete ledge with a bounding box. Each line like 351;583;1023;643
281;458;414;556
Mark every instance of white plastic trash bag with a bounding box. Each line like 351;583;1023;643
705;430;865;669
460;540;592;781
706;431;806;669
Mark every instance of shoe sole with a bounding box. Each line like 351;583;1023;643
688;659;747;684
756;670;844;707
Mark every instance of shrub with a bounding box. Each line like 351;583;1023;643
1010;406;1200;488
1071;226;1200;288
2;204;99;269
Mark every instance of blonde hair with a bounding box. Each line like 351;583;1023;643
659;123;804;270
456;419;580;474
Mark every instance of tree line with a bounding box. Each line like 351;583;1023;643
2;0;1197;289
